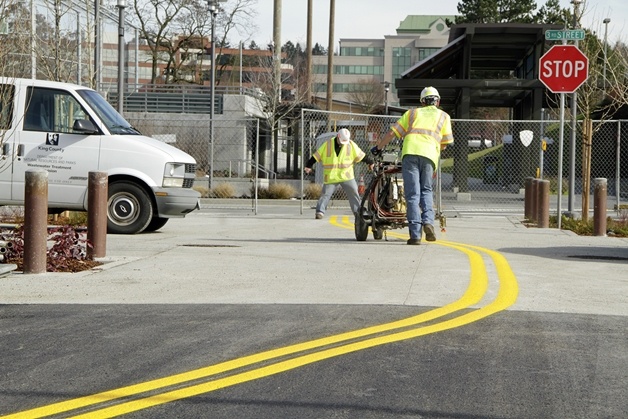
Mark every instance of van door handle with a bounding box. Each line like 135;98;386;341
17;144;24;156
2;143;8;156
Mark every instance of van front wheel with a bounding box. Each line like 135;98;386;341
107;182;153;234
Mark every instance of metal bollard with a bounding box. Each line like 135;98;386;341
530;178;540;224
537;179;550;228
23;169;48;274
524;177;534;220
87;171;108;259
593;178;607;237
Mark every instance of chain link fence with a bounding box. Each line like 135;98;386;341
125;113;263;211
300;110;627;216
124;110;627;216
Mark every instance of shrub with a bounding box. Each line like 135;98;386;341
210;183;236;198
269;182;297;199
193;185;210;198
257;182;297;199
1;225;101;272
303;183;322;199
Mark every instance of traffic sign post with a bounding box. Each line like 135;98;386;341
539;45;589;93
539;44;589;226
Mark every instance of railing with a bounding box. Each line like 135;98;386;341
105;84;266;114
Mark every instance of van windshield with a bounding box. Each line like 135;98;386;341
77;89;140;135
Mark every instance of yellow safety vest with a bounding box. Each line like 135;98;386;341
391;105;454;167
313;138;365;184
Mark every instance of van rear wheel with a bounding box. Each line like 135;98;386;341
107;181;153;234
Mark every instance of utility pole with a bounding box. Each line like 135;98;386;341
306;0;313;103
326;0;335;111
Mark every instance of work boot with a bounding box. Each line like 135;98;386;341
407;238;421;245
315;212;324;220
424;224;436;242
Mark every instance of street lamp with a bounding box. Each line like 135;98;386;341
383;81;390;115
207;0;227;189
603;17;610;93
116;0;126;115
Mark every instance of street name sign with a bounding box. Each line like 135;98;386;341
545;29;585;41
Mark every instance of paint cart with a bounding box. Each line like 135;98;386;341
354;150;445;241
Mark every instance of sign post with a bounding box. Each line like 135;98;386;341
539;44;589;227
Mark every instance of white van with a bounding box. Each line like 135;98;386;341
0;78;200;234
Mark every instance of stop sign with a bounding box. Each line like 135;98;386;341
539;45;589;93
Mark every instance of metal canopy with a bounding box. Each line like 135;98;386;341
396;23;563;117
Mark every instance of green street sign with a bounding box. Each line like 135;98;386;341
545;29;585;41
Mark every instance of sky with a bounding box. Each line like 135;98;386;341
248;0;627;48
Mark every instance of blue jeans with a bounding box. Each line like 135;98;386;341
316;179;361;215
402;154;435;239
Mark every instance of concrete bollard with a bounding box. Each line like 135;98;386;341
537;179;550;228
87;171;108;259
524;177;534;220
593;178;607;237
23;169;48;274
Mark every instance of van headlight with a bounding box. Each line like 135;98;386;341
163;163;185;187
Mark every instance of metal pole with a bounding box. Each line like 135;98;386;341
77;12;81;84
603;18;610;92
31;0;36;78
326;0;335;111
94;0;100;90
539;108;545;178
384;81;390;115
116;0;126;115
616;121;621;213
568;0;581;216
209;0;216;190
557;92;565;229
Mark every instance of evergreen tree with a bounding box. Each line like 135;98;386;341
312;43;327;56
456;0;568;24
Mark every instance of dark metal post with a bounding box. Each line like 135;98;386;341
23;170;48;274
87;172;108;259
537;179;550;228
593;178;607;236
524;177;534;220
530;178;539;224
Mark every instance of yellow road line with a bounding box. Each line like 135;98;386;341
1;216;517;419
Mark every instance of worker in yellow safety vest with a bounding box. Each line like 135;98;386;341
371;86;453;245
304;128;373;220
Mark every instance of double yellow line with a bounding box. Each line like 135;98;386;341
2;215;518;418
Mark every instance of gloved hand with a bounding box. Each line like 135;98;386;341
370;146;382;156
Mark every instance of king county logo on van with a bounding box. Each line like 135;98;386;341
46;133;60;146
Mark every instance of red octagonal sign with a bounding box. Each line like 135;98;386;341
539;45;589;93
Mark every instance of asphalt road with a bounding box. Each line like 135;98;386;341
0;205;627;418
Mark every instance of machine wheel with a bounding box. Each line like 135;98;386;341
354;214;369;241
144;216;169;232
107;181;153;234
372;226;383;240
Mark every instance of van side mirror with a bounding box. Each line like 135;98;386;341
73;119;99;134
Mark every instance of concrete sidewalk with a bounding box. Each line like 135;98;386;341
0;205;626;317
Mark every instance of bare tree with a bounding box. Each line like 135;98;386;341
346;79;385;114
247;52;310;174
131;0;190;84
